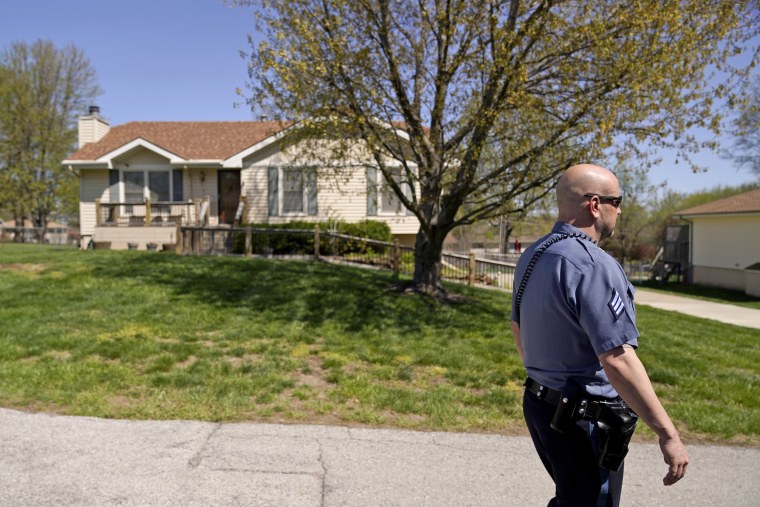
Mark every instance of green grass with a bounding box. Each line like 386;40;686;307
0;243;758;446
636;280;760;310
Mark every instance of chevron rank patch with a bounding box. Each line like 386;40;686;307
608;289;625;320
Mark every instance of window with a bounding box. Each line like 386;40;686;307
380;168;405;214
123;172;145;203
121;170;181;203
282;168;305;214
268;166;318;216
148;172;170;202
367;166;413;216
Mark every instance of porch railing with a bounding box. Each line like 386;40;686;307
177;225;516;290
95;198;202;227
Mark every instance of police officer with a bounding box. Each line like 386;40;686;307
511;164;688;506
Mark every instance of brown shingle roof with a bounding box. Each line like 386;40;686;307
675;188;760;216
67;121;293;161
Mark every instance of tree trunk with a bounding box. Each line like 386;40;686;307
12;214;24;243
33;213;48;244
412;225;448;296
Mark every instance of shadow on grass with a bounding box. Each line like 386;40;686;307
89;252;509;338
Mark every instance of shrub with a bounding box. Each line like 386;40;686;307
232;220;393;256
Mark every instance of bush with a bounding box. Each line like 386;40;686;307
338;220;393;242
232;220;393;256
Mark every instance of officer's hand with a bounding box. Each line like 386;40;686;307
659;435;688;486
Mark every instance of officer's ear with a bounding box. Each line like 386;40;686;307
586;195;602;218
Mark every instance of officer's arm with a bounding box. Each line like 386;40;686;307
510;321;524;361
599;345;689;486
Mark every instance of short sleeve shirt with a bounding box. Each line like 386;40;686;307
511;222;639;398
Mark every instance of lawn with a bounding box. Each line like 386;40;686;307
0;243;758;446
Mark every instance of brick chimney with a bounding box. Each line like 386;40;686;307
78;105;110;148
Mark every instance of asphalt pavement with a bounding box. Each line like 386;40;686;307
1;291;759;506
1;408;759;507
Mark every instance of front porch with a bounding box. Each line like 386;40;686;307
91;197;246;250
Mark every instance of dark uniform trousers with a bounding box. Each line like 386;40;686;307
523;389;624;507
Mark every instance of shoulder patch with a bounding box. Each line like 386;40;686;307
608;289;625;320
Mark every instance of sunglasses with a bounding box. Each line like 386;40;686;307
584;193;623;208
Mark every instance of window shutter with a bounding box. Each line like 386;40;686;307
268;166;279;216
108;170;119;202
172;169;183;201
366;167;377;216
306;168;318;216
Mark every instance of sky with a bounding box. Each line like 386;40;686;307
1;0;758;195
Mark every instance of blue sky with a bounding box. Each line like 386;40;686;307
2;0;758;195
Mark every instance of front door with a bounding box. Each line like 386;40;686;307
217;170;241;224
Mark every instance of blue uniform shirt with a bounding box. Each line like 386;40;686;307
511;222;639;398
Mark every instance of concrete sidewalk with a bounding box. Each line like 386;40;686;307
1;408;758;506
634;288;760;329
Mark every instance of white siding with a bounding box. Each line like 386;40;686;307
690;215;760;270
116;147;169;166
691;266;746;291
241;165;268;223
78;115;110;147
79;170;109;237
241;140;420;235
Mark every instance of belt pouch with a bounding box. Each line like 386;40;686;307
549;382;581;433
595;401;638;471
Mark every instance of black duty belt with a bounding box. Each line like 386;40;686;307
524;377;620;419
524;377;639;472
524;377;564;406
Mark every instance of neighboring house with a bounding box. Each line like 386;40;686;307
0;219;75;245
63;107;420;250
673;188;760;297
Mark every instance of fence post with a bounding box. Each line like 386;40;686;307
95;199;102;226
175;225;183;255
393;239;401;275
144;197;151;225
469;252;476;286
314;224;320;260
245;226;252;257
192;228;200;254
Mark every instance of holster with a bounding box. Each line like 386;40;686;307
549;387;638;472
593;400;638;471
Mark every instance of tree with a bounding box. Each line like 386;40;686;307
0;40;100;240
725;80;760;177
239;0;758;296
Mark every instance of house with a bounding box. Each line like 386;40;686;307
63;107;420;250
673;188;760;297
0;219;76;245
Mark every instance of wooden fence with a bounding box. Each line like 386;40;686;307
178;225;516;290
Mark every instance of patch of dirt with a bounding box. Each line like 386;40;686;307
47;351;72;361
108;395;135;409
386;281;475;305
0;263;45;272
296;356;330;388
177;356;198;369
225;353;262;367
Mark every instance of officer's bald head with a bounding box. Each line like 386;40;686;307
556;164;620;223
